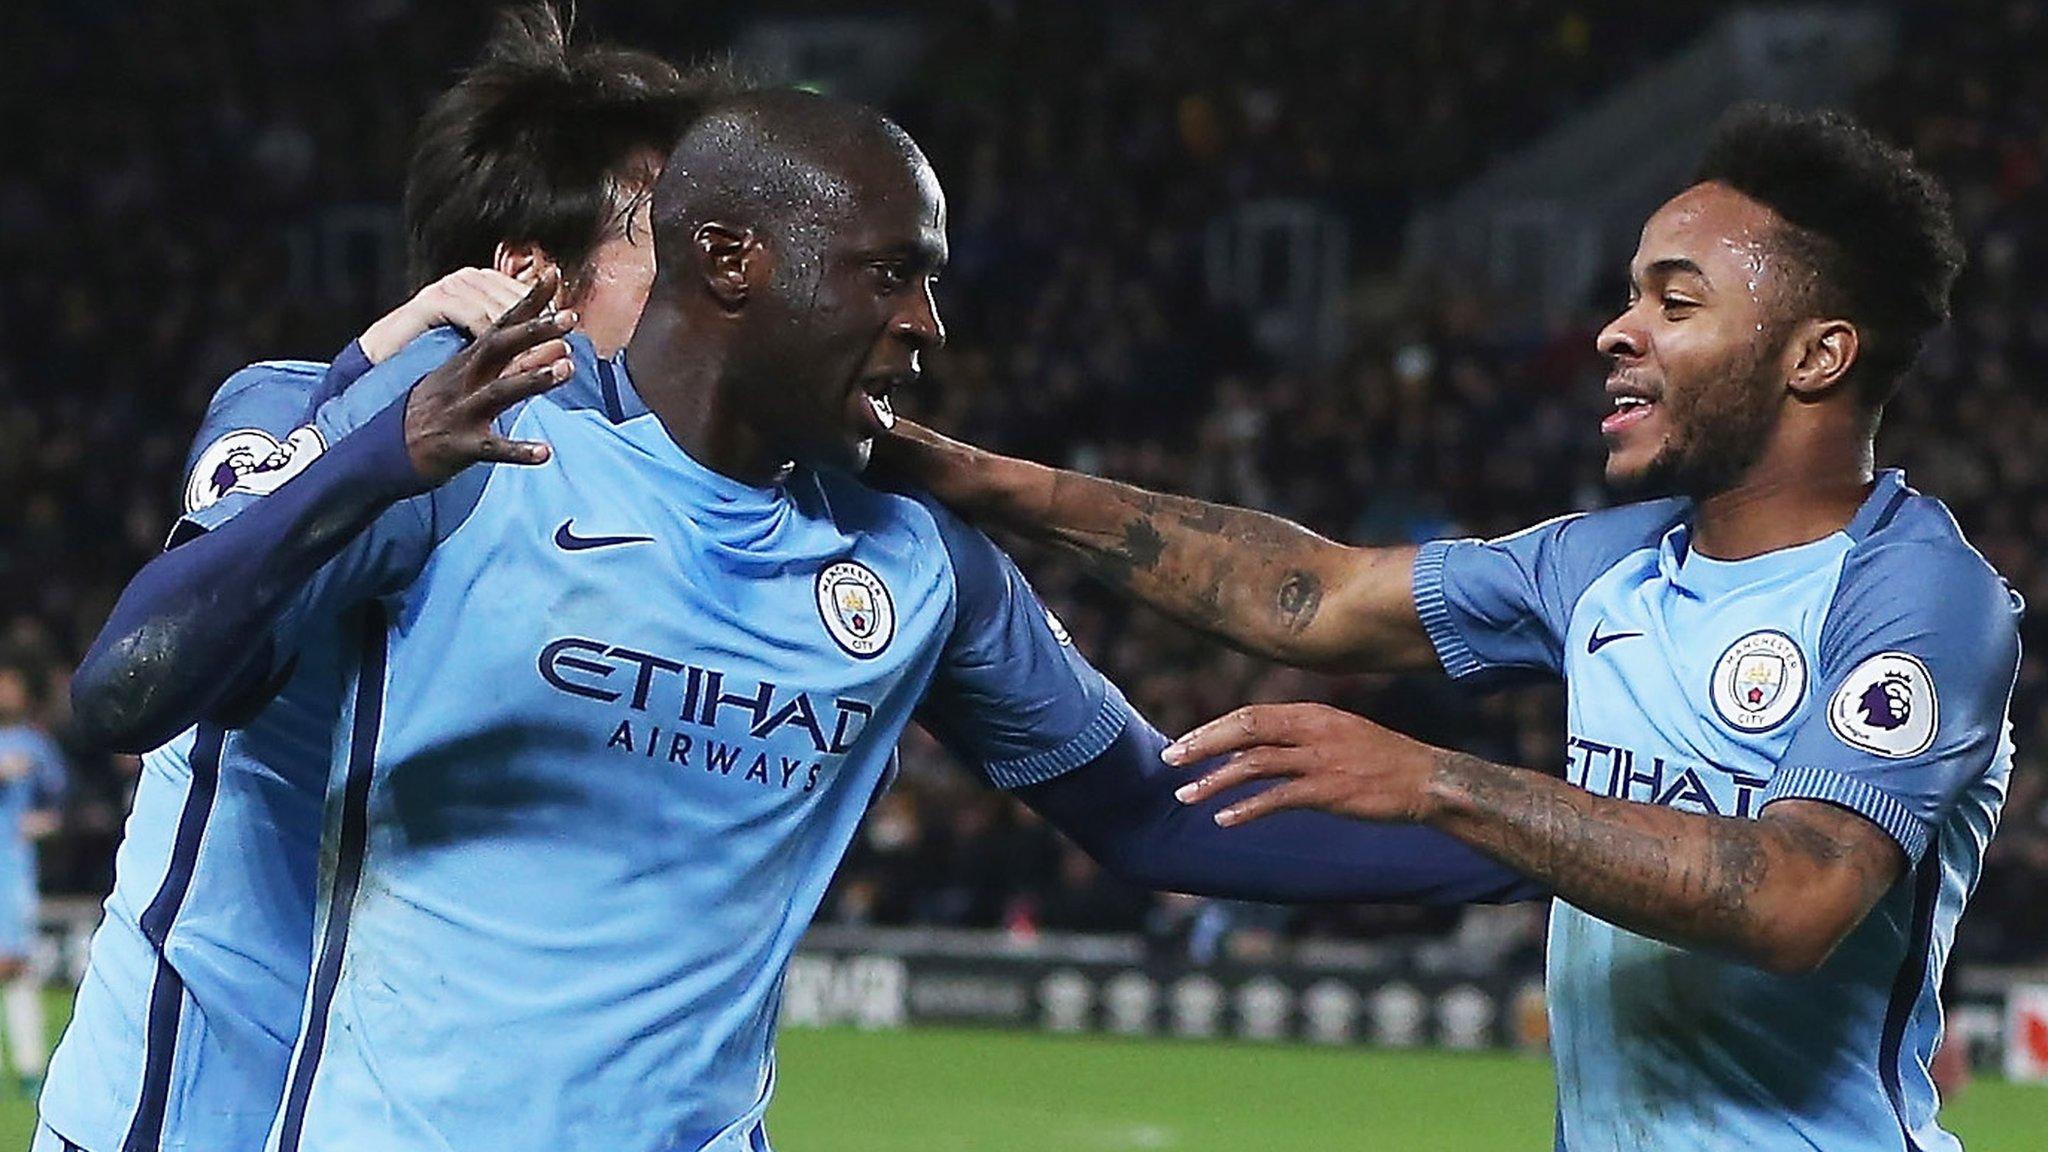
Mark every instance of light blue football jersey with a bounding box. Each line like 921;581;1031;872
0;725;66;956
1414;472;2021;1152
235;333;1126;1151
37;339;437;1152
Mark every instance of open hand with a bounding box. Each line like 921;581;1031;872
403;272;577;484
1163;702;1441;827
358;267;536;364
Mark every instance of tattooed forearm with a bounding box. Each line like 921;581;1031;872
1424;751;1904;973
1024;472;1396;664
1275;570;1323;634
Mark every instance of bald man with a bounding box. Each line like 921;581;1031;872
67;91;1543;1150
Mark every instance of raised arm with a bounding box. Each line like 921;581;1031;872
877;421;1434;672
1167;703;1903;973
70;283;574;752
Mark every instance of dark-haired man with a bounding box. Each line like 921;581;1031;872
884;105;2012;1151
67;90;1540;1149
39;9;730;1152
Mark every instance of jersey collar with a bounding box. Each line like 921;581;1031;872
1654;470;1904;597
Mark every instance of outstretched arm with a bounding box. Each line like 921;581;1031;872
71;282;574;752
907;488;1532;904
1019;716;1543;905
1167;702;1905;975
877;422;1433;672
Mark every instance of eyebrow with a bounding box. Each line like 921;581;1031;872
876;237;948;270
1641;257;1710;286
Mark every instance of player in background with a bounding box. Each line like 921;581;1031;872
0;663;67;1096
68;91;1542;1150
39;9;728;1152
882;105;2006;1151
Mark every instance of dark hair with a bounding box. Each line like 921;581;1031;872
403;4;741;292
1694;104;1965;406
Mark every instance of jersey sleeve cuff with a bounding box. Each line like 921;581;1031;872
1413;539;1485;680
982;683;1133;790
1760;764;1931;861
325;339;374;392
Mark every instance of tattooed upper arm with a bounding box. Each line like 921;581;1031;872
1760;798;1908;897
1751;798;1909;969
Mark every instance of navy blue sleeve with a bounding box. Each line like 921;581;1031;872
913;497;1129;789
1019;717;1544;904
71;389;436;753
1414;500;1684;683
1763;533;2022;860
899;493;1541;904
319;338;374;400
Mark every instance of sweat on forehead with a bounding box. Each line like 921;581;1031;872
1639;184;1818;310
649;89;925;242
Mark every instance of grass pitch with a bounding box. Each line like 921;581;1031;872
769;1027;2048;1150
5;998;2044;1149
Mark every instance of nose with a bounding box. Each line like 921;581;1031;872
1596;308;1642;362
895;280;945;352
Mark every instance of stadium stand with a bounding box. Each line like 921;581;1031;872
4;0;2043;972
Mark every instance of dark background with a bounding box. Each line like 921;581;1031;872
4;0;2044;969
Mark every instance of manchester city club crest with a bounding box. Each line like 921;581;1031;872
1710;629;1807;732
816;561;895;658
185;425;326;513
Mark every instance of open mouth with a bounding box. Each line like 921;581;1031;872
1601;390;1657;437
855;372;915;434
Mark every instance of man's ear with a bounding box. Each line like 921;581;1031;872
493;242;568;305
1785;318;1860;400
696;222;761;312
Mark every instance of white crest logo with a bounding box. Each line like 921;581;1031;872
1828;651;1938;759
1710;630;1807;732
816;561;895;658
185;426;326;513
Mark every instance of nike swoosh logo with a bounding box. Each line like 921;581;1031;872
1587;622;1644;654
554;519;654;552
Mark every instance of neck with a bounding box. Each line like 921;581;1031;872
1688;435;1875;560
621;302;788;488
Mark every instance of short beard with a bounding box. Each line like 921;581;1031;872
1615;347;1783;502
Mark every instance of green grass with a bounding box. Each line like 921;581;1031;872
4;996;2044;1149
769;1027;2048;1150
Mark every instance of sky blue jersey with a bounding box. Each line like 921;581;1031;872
38;341;400;1152
1413;472;2022;1152
0;725;67;956
234;332;1128;1151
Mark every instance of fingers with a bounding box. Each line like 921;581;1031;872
471;269;531;322
472;435;553;467
468;359;574;419
1214;778;1325;827
468;307;578;380
439;270;532;337
503;337;573;380
1164;704;1307;764
494;269;561;331
1173;746;1314;806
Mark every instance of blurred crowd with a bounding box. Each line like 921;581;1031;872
3;1;2044;965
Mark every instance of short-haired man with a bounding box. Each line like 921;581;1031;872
884;105;2009;1151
